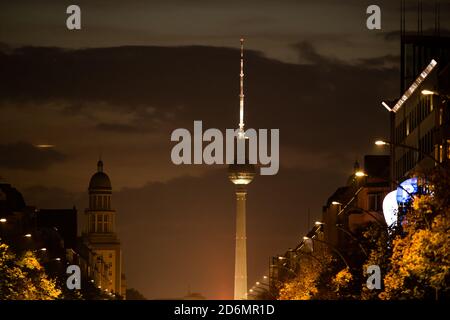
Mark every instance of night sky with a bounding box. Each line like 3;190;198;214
1;0;449;299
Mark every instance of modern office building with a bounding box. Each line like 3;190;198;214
392;41;450;180
391;4;450;180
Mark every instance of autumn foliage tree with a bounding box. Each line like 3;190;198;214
367;166;450;300
0;241;62;300
379;167;450;300
278;249;335;300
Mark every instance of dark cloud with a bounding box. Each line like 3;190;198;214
95;122;142;133
292;41;337;65
357;54;400;68
0;142;66;170
0;43;397;155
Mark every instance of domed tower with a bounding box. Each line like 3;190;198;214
228;38;256;300
84;159;126;298
88;160;113;223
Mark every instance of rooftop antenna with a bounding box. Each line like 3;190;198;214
98;149;103;172
238;38;246;139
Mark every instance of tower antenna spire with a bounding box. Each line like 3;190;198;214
238;37;245;139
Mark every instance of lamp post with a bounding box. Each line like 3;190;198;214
315;221;368;257
332;201;386;227
375;139;439;165
273;256;298;277
0;218;6;239
421;89;450;99
302;236;349;269
295;249;326;267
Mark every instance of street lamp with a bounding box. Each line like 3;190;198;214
355;170;367;177
24;233;32;238
421;89;436;96
332;201;385;227
374;139;439;164
375;140;388;146
271;260;297;277
303;235;349;268
0;218;6;223
334;223;368;257
421;89;449;99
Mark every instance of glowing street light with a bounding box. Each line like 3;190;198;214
374;139;439;163
55;257;61;261
314;221;324;226
331;201;342;206
355;170;367;177
40;248;47;252
421;89;436;96
375;140;388;146
24;233;32;238
0;218;6;223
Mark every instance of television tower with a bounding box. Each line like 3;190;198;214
228;38;256;300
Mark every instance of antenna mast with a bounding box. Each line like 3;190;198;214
238;38;245;139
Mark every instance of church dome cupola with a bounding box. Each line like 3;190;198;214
89;160;112;191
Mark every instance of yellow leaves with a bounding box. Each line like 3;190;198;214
16;251;42;271
277;253;330;300
380;199;450;299
0;240;62;300
333;268;353;289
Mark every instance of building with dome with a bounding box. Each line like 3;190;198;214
82;159;126;298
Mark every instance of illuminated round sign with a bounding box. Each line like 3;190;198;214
382;190;398;227
396;177;418;204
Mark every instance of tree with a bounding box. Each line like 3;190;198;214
378;166;450;300
380;194;449;300
126;288;147;300
278;250;334;300
0;241;62;300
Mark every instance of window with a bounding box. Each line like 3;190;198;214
368;193;383;212
90;215;95;232
103;215;109;232
97;215;103;232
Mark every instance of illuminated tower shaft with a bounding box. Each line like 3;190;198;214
228;38;255;300
234;185;248;300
